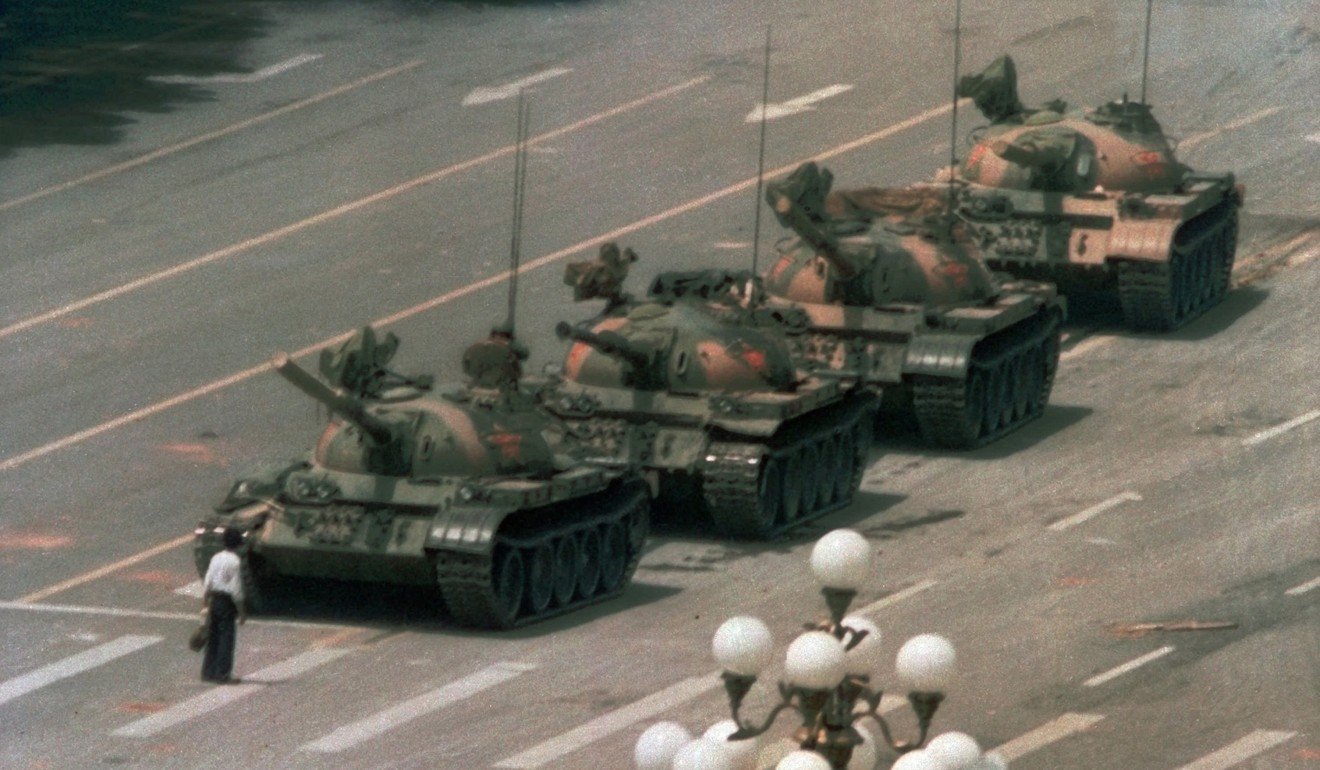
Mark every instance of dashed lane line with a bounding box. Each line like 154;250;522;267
0;635;161;707
1242;409;1320;447
300;662;537;753
0;98;956;476
150;53;323;85
112;648;349;738
0;75;709;342
1284;576;1320;596
1172;729;1297;770
0;59;424;213
463;68;573;106
1178;107;1282;152
16;534;193;604
993;713;1106;763
852;579;939;617
1048;492;1143;532
0;599;358;631
1082;646;1174;687
746;83;855;122
1060;334;1116;362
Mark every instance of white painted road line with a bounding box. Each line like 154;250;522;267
1305;132;1320;143
17;534;194;603
0;97;955;476
853;579;939;617
151;53;323;85
746;84;854;122
1172;729;1296;770
1049;492;1143;532
174;580;205;598
993;713;1106;763
0;599;357;631
494;674;719;768
0;60;424;213
0;635;161;707
1285;576;1320;596
113;648;349;738
1242;409;1320;446
462;68;573;106
301;661;536;753
1082;645;1174;687
1060;334;1115;362
1178;107;1282;152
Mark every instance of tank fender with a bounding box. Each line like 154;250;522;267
425;504;513;556
901;334;977;379
1107;216;1179;263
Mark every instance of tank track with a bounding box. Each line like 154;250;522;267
434;481;649;629
1117;201;1239;332
701;398;875;539
910;308;1062;449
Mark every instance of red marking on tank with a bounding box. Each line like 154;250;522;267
564;342;592;379
739;348;768;372
768;255;793;284
938;261;969;286
1132;150;1164;165
486;432;523;460
117;701;168;714
0;533;74;550
967;142;989;167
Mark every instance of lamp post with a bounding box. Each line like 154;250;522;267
635;529;1008;770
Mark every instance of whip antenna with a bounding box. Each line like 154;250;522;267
947;0;963;210
1139;0;1154;103
506;90;529;336
750;25;772;280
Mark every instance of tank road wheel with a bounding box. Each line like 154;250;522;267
780;451;805;522
1010;353;1031;421
443;546;526;630
551;536;579;608
1022;345;1046;416
817;437;840;507
575;528;602;600
524;543;555;616
995;360;1017;429
981;364;1005;438
796;444;821;518
598;521;628;593
834;431;857;503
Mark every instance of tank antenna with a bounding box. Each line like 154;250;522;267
506;89;530;336
1139;0;1154;103
947;0;963;211
750;25;772;283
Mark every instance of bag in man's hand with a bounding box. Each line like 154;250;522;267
188;610;209;652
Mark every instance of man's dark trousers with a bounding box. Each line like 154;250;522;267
201;593;237;682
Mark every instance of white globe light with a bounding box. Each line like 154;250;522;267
784;631;847;690
702;720;760;770
972;751;1008;770
776;750;832;770
840;615;883;675
671;738;735;770
890;750;943;770
847;724;878;770
895;633;956;692
712;616;774;677
634;722;692;770
810;529;874;590
925;731;982;769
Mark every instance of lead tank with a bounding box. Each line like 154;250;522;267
542;243;878;539
760;162;1065;449
193;326;649;629
953;55;1242;331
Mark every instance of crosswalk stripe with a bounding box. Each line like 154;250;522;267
301;661;537;753
0;635;161;707
495;674;719;768
1173;730;1296;770
993;713;1106;762
112;648;348;738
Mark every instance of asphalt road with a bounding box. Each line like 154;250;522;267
0;1;1316;768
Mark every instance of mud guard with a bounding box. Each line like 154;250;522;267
902;334;978;379
425;504;512;556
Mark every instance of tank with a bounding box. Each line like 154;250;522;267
760;161;1065;449
542;243;879;539
952;55;1242;331
193;326;649;629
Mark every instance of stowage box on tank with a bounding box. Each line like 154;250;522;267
194;327;649;630
953;55;1242;331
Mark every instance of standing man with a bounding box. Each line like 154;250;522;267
201;527;247;684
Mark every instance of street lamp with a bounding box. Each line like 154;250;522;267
634;529;1009;769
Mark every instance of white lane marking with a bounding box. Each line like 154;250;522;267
0;60;424;213
150;53;323;85
1060;334;1115;362
16;534;194;603
1082;645;1174;687
0;599;357;630
0;635;161;707
1305;132;1320;143
301;661;537;753
1285;576;1320;596
494;675;719;768
0;75;708;346
713;241;752;249
462;68;573;106
1242;409;1320;446
746;84;854;122
1178;107;1282;152
992;713;1106;763
853;580;939;617
1172;729;1296;770
1048;492;1143;532
174;580;205;598
113;648;349;738
0;99;956;476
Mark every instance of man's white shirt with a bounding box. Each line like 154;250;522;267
204;550;245;602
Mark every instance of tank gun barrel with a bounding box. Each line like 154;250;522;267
767;190;861;280
271;352;395;445
554;322;650;371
